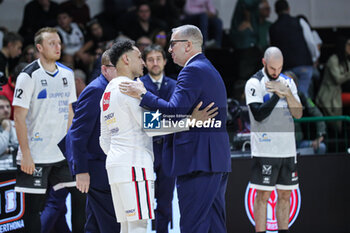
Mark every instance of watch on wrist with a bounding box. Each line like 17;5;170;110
140;92;146;99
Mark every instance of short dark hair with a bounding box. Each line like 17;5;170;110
137;0;150;11
3;32;23;47
275;0;289;15
57;8;71;17
12;62;29;84
0;95;10;103
109;39;135;66
142;44;166;61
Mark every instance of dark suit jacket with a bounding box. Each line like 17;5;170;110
141;74;176;170
59;74;109;189
140;53;231;176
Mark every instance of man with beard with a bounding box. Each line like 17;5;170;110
244;46;302;233
141;44;176;233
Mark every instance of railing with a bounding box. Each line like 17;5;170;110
294;115;350;153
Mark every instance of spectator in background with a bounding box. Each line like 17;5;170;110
18;0;59;47
230;0;261;81
316;37;350;132
59;0;91;29
183;0;223;48
19;45;38;64
0;32;23;86
124;1;166;41
76;19;114;70
269;0;316;97
151;29;168;49
0;62;28;120
136;36;152;54
56;10;85;60
150;0;182;29
297;14;323;100
258;0;271;51
74;69;87;98
151;29;180;79
285;71;327;155
0;95;18;169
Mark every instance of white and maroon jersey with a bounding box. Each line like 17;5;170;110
100;77;155;183
13;59;76;164
245;68;300;158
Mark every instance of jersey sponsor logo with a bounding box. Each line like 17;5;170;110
104;113;116;125
41;80;48;86
62;77;68;87
0;179;25;230
37;89;47;99
31;132;43;142
49;92;70;98
143;110;161;129
259;133;271;142
110;127;119;135
103;92;111;111
245;183;301;232
125;208;136;217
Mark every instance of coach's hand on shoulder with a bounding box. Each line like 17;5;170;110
21;155;35;175
190;101;218;123
120;78;147;99
76;172;90;193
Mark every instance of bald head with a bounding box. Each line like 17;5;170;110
263;47;284;79
264;47;283;63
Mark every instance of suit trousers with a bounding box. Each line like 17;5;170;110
177;171;228;233
85;186;120;233
85;160;120;233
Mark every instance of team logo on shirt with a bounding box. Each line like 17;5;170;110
143;110;161;129
103;92;111;111
259;133;271;142
37;89;47;99
33;167;43;177
62;77;68;87
244;183;301;232
262;165;272;175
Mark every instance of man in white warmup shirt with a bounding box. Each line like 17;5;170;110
13;27;85;233
245;47;302;233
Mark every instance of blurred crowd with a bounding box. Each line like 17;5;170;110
0;0;349;160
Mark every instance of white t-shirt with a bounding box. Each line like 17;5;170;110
56;23;84;56
245;69;300;158
100;76;188;184
13;59;77;164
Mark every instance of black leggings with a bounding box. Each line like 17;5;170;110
23;193;46;233
23;188;86;233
